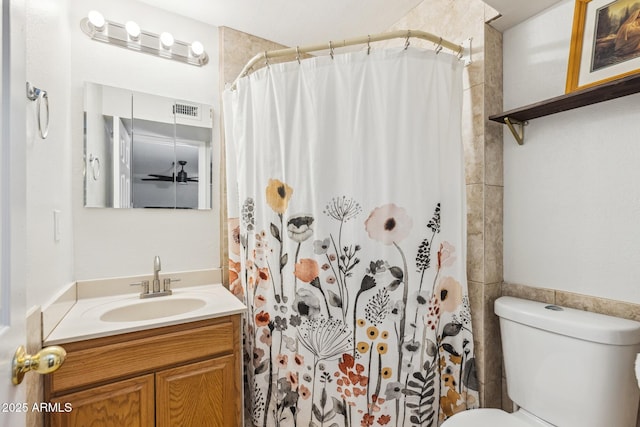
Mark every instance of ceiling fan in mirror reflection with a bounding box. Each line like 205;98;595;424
142;160;198;185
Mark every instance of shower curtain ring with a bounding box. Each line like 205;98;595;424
264;51;270;68
329;41;334;59
367;35;371;55
404;30;411;50
435;37;443;54
296;46;301;64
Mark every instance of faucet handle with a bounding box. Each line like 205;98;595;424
130;280;150;295
162;277;180;292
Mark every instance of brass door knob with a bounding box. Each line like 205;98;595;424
12;345;66;385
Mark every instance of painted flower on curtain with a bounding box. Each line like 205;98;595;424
365;203;413;245
266;179;293;214
238;186;478;427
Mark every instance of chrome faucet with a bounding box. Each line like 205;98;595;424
130;256;177;298
152;255;162;293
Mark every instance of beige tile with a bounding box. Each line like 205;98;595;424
463;134;484;186
477;381;485;408
483;379;502;409
474;340;486;384
467;236;484;284
483;282;502;392
500;282;556;304
219;26;288;86
462;88;484;185
484;186;503;284
469;84;485;138
555;291;640;322
501;376;514;413
484;24;504;188
386;0;486;90
483;25;503;96
466;184;484;283
484;121;504;186
483;24;504;187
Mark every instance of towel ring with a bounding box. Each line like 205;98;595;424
89;154;101;181
26;82;50;139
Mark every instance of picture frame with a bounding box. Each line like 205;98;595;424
566;0;640;93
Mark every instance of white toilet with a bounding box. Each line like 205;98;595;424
443;296;640;427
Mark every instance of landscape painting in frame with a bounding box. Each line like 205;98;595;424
566;0;640;92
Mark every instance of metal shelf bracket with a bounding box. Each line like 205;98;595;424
504;117;527;145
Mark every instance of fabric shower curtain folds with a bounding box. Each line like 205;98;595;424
224;46;478;427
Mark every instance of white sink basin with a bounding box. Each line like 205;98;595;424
99;297;207;322
44;284;247;345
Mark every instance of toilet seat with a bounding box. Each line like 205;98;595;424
441;409;541;427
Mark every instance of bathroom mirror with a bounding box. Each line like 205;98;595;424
83;82;213;209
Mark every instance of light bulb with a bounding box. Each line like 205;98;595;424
87;10;105;32
125;21;140;41
190;41;204;57
160;32;174;49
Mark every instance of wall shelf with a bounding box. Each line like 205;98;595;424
489;73;640;144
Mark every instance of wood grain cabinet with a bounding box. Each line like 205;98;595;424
44;315;242;427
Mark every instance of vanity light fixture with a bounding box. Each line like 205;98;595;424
80;11;208;66
87;10;105;32
190;41;204;58
125;21;141;41
160;32;174;49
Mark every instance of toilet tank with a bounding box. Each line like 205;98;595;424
495;296;640;427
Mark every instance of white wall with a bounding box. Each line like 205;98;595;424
26;0;222;309
503;0;640;304
70;0;221;280
26;0;74;309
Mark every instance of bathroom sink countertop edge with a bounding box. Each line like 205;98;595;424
44;284;246;345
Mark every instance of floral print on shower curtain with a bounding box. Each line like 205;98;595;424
224;47;479;427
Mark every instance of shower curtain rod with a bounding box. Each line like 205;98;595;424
230;29;472;90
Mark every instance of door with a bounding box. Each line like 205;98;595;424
0;0;27;425
112;117;132;208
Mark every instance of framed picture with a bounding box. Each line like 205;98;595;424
566;0;640;93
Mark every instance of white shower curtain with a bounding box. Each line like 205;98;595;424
224;46;478;427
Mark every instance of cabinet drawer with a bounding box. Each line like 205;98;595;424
48;318;236;395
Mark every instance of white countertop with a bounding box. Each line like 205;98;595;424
44;284;246;345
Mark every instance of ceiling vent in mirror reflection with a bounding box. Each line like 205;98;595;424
173;103;200;120
83;82;214;210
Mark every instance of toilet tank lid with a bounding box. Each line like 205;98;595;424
494;296;640;345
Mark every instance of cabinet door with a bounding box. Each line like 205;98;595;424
156;355;239;427
48;374;154;427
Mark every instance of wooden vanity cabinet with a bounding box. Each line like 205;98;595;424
44;315;242;427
